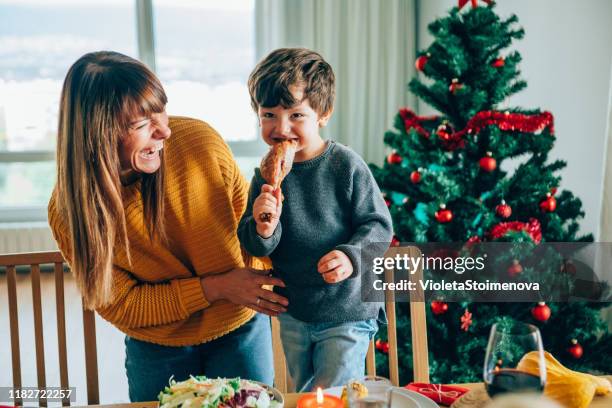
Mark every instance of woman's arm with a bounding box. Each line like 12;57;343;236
48;195;212;328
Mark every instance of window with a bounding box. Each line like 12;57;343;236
0;0;137;220
153;0;260;147
0;0;260;221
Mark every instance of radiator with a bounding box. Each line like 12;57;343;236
0;222;58;254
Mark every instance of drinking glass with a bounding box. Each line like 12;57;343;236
483;321;546;397
347;376;402;408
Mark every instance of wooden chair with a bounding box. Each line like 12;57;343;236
0;251;99;407
271;246;429;391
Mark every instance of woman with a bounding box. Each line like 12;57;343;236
48;51;289;402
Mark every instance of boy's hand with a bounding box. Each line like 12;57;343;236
317;250;353;283
253;184;282;238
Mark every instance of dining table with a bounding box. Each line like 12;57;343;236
76;376;612;408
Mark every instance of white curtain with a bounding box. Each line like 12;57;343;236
255;0;417;165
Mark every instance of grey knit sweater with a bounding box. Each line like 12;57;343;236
237;141;393;322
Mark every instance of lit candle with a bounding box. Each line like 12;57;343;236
297;387;343;408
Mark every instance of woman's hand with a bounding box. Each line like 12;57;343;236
201;268;288;316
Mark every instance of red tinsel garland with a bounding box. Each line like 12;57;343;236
399;108;439;138
462;111;555;137
487;218;542;244
398;109;555;150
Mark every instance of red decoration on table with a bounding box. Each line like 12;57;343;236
410;170;422;184
391;236;400;247
568;339;583;359
435;204;453;223
507;259;523;277
449;78;463;94
496;200;512;218
492;57;505;67
487;218;542;244
406;383;470;406
479;152;497;172
431;301;449;315
387;151;403;165
458;0;494;9
398;108;439;138
415;54;429;72
460;309;473;331
531;302;551;322
540;193;557;212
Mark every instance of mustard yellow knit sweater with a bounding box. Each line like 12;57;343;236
48;116;263;346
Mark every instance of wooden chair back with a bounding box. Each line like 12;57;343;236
271;245;429;391
0;251;99;407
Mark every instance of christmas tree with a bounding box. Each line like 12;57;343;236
370;1;611;384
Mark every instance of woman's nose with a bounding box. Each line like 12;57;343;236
153;113;171;139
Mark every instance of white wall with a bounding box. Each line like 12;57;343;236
417;0;612;239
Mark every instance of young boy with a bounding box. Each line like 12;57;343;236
237;48;393;391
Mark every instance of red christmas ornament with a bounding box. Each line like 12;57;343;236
387;151;403;165
391;236;400;247
492;58;505;68
460;309;473;332
415;54;429;72
507;259;523;277
431;301;449;315
467;235;481;244
449;78;463;94
435;204;453;223
436;123;451;141
385;198;391;207
375;339;390;353
568;339;583;359
410;170;422;184
550;187;558;195
459;0;494;9
540;193;557;212
496;200;512;218
531;302;551;322
479;152;497;172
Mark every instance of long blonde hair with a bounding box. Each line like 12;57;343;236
56;51;167;309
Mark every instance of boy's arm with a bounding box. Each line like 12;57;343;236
335;162;394;278
237;170;283;257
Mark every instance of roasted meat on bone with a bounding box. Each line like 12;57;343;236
258;140;297;222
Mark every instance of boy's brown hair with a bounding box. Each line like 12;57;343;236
248;48;335;116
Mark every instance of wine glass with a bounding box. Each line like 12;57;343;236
483;320;546;397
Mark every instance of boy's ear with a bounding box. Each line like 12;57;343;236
318;107;334;128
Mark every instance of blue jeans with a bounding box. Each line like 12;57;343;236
278;313;378;392
124;313;274;402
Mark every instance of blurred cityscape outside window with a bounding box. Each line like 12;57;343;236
0;0;257;216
